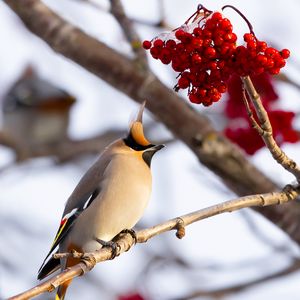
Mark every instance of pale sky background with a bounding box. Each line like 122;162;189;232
1;1;300;299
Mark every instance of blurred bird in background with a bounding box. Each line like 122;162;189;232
37;102;164;300
1;66;75;158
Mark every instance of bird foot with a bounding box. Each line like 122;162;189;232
95;238;118;259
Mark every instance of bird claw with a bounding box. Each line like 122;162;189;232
95;238;118;259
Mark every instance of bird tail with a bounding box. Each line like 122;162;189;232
55;279;72;300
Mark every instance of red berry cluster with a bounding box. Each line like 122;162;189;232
143;12;237;106
224;74;299;155
225;73;278;119
230;33;290;76
225;110;298;155
142;9;290;107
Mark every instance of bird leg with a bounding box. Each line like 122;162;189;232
95;238;118;259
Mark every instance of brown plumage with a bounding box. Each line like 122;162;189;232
38;102;164;299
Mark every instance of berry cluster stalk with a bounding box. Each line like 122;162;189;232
242;76;300;181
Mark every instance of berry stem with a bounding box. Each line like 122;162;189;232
197;4;213;15
186;4;212;25
222;5;255;36
184;10;199;25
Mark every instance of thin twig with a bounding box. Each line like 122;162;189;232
8;183;300;300
109;0;148;68
77;0;172;29
242;76;300;181
178;258;300;299
276;72;300;91
241;89;264;135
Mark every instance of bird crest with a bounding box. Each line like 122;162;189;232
129;101;151;147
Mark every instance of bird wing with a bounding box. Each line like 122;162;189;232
38;188;101;279
63;151;112;214
38;151;112;279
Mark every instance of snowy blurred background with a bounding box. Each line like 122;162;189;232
1;0;300;299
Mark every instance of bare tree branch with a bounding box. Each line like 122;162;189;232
276;72;300;91
8;183;300;300
5;0;300;245
178;258;300;299
0;123;171;163
0;129;124;163
242;76;300;181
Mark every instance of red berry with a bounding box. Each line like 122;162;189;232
211;91;222;102
247;40;257;50
219;44;232;57
181;71;191;79
214;36;224;46
204;47;216;58
175;29;186;40
190;75;202;87
280;49;290;59
266;58;275;68
178;76;190;89
219;18;232;31
243;33;255;43
165;39;176;49
189;92;202;104
256;54;268;66
202;28;213;38
208;61;218;70
257;41;267;52
202;97;213;106
193;27;203;37
191;53;202;64
269;68;281;75
192;37;203;49
217;83;227;93
218;60;225;69
181;32;193;43
210;69;221;80
150;46;161;59
175;43;185;53
198;88;207;97
226;33;237;43
274;57;286;68
203;38;212;47
142;40;152;49
153;39;164;47
211;12;223;22
265;47;277;57
160;48;172;64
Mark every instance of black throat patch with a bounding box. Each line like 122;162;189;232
123;133;154;151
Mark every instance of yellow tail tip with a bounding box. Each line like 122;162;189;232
55;294;61;300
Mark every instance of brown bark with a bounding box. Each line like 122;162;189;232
4;0;300;244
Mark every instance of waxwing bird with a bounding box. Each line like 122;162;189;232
1;66;75;157
37;102;164;300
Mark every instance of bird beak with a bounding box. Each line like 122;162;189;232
142;144;164;167
147;144;165;152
